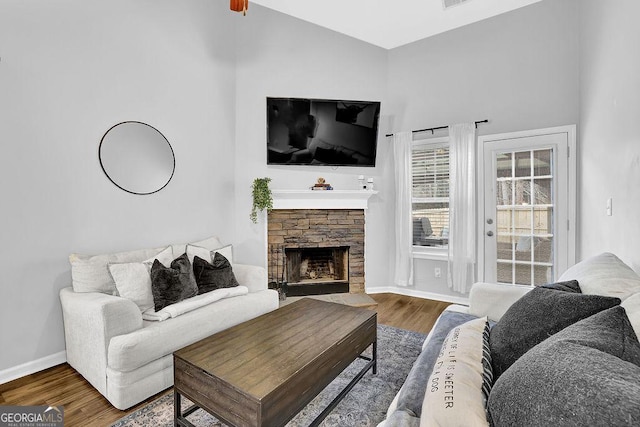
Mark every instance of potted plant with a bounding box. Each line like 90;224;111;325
250;177;273;223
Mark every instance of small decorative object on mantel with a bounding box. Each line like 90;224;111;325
358;175;366;190
311;177;333;191
230;0;248;15
250;177;273;223
366;177;375;191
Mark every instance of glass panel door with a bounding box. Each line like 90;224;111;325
482;129;573;287
495;149;554;285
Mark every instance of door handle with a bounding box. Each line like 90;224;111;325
486;219;494;224
486;231;494;237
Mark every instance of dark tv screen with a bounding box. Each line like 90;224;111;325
267;97;380;166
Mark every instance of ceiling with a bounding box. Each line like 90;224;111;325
249;0;543;49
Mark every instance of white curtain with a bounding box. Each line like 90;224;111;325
447;123;477;293
393;131;414;287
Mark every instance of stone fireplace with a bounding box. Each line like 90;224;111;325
267;207;366;295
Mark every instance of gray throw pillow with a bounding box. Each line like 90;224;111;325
488;306;640;426
150;253;198;311
539;279;581;293
193;252;239;294
489;280;620;380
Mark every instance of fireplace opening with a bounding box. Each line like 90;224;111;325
285;246;349;296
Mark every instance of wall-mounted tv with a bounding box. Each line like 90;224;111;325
267;97;381;167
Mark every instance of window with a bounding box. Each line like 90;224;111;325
412;137;450;252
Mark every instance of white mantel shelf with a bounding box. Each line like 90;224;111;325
272;189;378;210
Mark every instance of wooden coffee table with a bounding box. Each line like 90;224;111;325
173;298;377;427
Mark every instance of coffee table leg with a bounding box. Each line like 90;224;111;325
373;340;377;375
174;391;202;427
174;390;181;427
309;340;377;427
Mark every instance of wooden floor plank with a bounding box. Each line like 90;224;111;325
0;293;450;426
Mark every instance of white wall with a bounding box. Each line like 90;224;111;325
0;0;237;373
379;0;580;300
6;0;637;379
578;0;640;271
231;6;392;291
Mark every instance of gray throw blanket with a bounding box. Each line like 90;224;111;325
385;311;478;426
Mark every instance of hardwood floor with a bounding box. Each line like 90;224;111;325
370;293;451;335
0;293;450;426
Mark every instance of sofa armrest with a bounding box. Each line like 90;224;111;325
468;282;532;322
59;287;142;395
233;264;267;293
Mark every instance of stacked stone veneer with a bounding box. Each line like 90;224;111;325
267;209;365;293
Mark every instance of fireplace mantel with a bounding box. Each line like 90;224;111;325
272;189;378;210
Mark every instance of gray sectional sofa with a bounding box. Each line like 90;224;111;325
379;252;640;426
59;236;279;410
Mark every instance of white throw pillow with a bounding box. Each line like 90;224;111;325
108;263;155;312
420;317;492;427
558;252;640;300
186;244;212;264
213;244;233;264
108;246;174;312
621;292;640;339
150;246;175;267
186;244;234;265
172;236;224;259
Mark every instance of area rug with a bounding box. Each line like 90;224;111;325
111;324;426;427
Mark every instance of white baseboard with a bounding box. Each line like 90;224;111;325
0;351;67;385
366;286;470;306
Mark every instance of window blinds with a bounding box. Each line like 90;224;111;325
412;146;450;199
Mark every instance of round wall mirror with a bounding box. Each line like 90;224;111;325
99;121;175;195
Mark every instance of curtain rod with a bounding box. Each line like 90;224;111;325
385;119;489;138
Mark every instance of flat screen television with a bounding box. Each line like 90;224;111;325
267;97;381;166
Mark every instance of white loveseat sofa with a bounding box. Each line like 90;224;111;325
379;252;640;426
59;236;279;410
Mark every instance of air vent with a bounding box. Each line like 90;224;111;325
442;0;472;10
